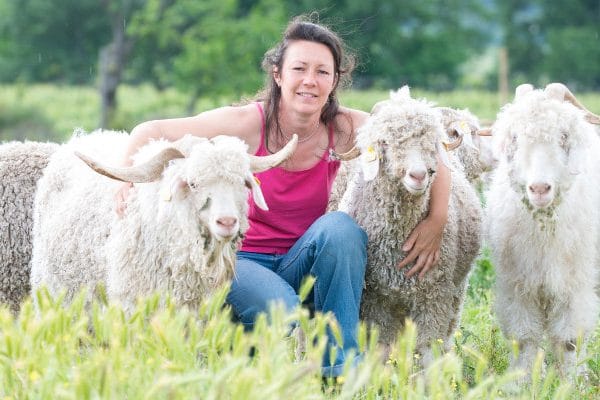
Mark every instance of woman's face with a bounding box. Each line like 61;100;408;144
274;40;337;115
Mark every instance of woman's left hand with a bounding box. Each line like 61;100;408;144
397;215;445;279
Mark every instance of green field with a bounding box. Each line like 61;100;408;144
1;84;599;399
6;83;600;142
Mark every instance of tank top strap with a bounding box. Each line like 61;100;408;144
327;121;335;150
254;101;267;142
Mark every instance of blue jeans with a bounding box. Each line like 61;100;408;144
226;211;368;377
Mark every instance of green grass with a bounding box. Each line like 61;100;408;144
1;251;598;399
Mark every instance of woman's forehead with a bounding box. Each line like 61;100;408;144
284;40;334;67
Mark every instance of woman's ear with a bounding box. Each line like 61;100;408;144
273;67;281;87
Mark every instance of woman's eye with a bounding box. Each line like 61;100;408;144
319;70;330;75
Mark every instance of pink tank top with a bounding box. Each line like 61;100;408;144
241;103;341;254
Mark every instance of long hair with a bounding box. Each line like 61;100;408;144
258;16;356;148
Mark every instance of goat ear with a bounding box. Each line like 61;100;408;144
360;144;379;181
245;172;269;210
493;127;517;162
160;175;190;202
435;142;452;169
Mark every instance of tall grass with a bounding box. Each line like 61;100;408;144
1;254;598;399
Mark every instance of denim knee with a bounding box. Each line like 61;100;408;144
226;258;299;330
313;211;368;249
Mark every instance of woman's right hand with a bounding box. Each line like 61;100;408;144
115;181;134;217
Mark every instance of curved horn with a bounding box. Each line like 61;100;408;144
477;128;493;136
442;135;463;151
330;146;361;161
545;83;600;125
249;134;298;172
75;147;185;183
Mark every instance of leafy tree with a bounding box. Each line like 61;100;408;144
128;0;286;108
543;27;600;90
0;0;110;83
539;0;600;90
496;0;546;87
287;0;493;90
98;0;146;128
495;0;600;90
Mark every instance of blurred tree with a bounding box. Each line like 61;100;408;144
98;0;145;128
0;0;110;83
540;0;600;90
128;0;286;110
496;0;545;86
496;0;600;90
286;0;493;90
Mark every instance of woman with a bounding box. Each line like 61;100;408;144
116;17;450;377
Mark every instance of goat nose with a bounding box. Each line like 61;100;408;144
217;217;238;229
528;182;551;195
409;170;426;182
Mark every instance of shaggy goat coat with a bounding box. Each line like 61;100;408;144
0;141;57;313
340;89;482;362
486;87;600;376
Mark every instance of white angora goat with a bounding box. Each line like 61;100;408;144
30;130;296;314
335;87;482;365
486;83;600;379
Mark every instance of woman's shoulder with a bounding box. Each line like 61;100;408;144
335;106;369;131
332;106;369;152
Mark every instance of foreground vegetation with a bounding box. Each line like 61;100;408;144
0;255;598;399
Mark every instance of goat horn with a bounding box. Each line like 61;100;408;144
249;134;298;172
545;83;600;125
442;135;463;151
330;146;361;161
75;147;185;183
515;84;534;100
477;128;493;136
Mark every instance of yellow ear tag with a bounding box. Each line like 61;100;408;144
160;185;172;202
361;144;380;181
456;120;470;135
254;176;261;186
365;145;378;162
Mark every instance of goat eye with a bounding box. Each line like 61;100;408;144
428;168;436;175
189;182;198;190
199;197;211;211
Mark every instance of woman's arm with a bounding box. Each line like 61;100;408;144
397;158;450;279
120;104;262;167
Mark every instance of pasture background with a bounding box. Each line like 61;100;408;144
2;83;599;142
0;84;599;398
